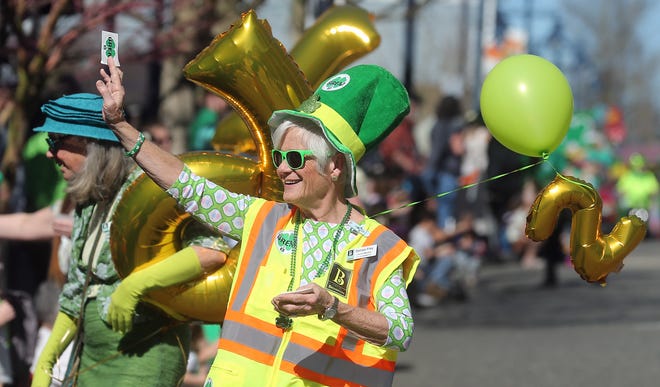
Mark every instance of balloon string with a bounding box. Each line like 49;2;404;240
60;322;188;384
370;158;546;218
542;158;595;191
554;170;595;191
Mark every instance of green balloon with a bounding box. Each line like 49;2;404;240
480;54;573;157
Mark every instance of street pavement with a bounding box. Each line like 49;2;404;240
393;239;660;387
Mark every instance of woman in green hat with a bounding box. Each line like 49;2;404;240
98;57;419;386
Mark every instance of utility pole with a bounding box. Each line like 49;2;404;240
146;0;164;122
525;0;535;53
472;0;485;110
403;0;415;91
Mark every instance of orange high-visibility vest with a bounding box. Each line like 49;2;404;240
207;199;419;387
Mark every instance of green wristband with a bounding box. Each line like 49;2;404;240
125;132;145;158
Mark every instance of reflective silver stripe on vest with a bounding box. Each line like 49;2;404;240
222;319;394;386
284;341;394;386
222;319;282;356
230;202;292;312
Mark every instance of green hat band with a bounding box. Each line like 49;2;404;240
312;102;366;161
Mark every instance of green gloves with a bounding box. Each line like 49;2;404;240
108;246;204;333
32;312;77;387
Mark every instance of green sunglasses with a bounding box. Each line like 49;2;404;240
271;149;315;170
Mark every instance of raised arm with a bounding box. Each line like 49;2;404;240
95;57;183;189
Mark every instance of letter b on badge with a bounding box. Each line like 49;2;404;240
326;263;351;297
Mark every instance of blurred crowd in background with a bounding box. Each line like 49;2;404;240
354;89;659;308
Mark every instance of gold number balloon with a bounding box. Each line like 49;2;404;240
525;175;647;285
111;6;380;322
289;4;381;92
209;4;381;154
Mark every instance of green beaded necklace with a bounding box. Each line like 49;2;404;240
276;202;353;330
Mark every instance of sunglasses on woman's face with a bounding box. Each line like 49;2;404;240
271;149;315;170
45;134;72;153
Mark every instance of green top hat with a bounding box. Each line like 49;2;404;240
268;64;410;198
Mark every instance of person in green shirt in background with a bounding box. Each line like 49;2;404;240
616;153;660;227
22;132;67;210
188;92;229;151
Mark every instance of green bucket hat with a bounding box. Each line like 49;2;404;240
33;93;119;142
268;64;410;198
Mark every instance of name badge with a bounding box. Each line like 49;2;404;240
346;245;377;261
